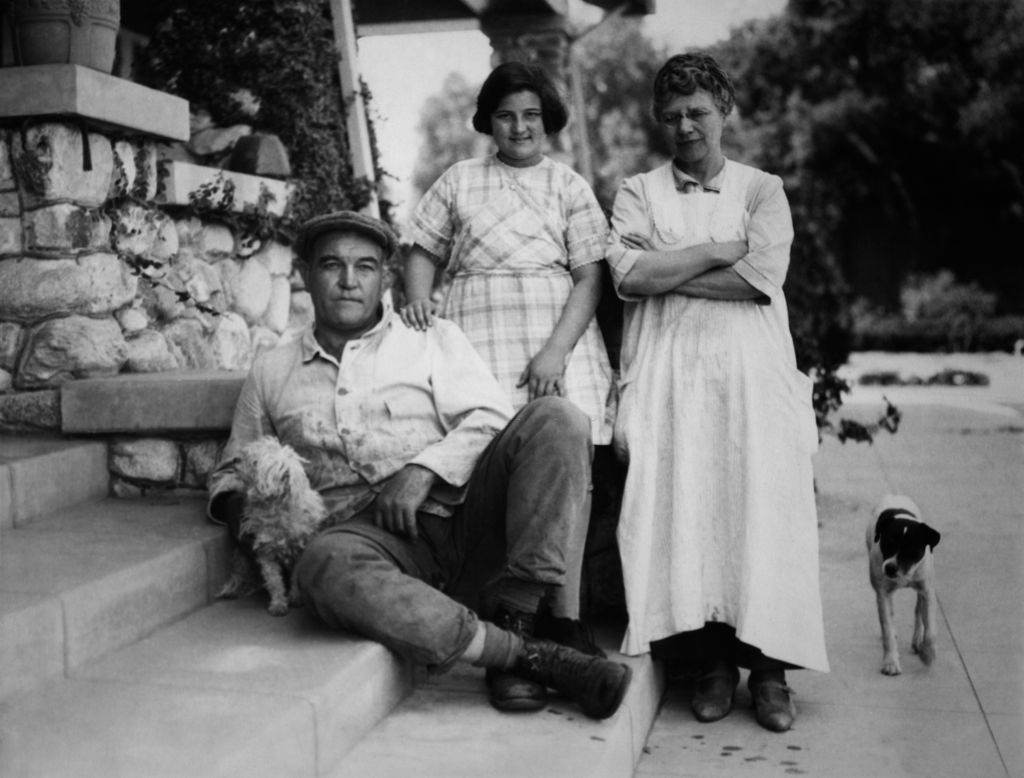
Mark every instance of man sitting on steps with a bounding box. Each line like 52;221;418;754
207;210;632;719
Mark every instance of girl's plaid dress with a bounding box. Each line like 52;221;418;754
410;155;614;443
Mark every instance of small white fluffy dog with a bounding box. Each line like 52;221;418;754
217;436;328;616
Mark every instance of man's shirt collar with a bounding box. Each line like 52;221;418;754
300;294;395;364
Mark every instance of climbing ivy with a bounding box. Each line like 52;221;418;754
137;0;391;235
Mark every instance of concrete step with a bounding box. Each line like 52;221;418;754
0;600;414;777
335;637;665;777
0;435;108;530
0;496;224;700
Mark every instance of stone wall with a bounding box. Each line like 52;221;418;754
0;120;311;491
1;122;309;393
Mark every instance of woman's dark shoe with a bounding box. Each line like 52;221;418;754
514;637;633;719
749;678;797;732
690;662;740;723
486;606;547;712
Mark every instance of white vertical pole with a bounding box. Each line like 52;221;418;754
328;0;379;218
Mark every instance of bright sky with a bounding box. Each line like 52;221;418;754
358;0;786;225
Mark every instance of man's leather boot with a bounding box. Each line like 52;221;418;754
513;637;633;719
486;607;547;712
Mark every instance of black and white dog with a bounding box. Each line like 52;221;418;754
866;495;942;675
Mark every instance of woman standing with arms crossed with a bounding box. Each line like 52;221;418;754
401;62;614;710
606;53;828;733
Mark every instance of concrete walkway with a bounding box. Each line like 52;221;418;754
635;396;1023;777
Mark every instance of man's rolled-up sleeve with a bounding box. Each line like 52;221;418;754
732;173;794;302
408;321;513;488
206;363;275;522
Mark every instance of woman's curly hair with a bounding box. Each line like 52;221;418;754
652;52;736;119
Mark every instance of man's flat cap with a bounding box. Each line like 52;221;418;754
294;210;398;260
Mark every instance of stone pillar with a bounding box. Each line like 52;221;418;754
0;123;133;392
479;12;578;168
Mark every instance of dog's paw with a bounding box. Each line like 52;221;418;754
914;640;936;665
880;656;902;676
267;600;290;617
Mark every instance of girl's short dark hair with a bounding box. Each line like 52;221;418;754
652;52;736;119
471;61;569;135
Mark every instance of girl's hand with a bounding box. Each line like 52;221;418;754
400;298;437;331
621;233;656;251
516;347;566;401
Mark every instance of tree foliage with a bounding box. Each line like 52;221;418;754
138;0;386;231
411;72;491;198
712;0;1024;315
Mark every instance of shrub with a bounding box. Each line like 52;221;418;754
137;1;387;235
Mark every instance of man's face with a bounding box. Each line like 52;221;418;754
303;231;387;339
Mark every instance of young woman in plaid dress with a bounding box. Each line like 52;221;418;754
401;63;613;665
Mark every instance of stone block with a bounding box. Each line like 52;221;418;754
160;161;294;217
145;213;179;263
227;133;292;178
125;330;179;373
190;124;252;157
2;438;108;526
183;440;224;488
0;191;19;217
0;595;64;699
110;438;181;483
0;252;136;323
262;276;291;335
253;240;294;277
197;222;235;261
0;134;13;190
210;312;252;371
61;371;245;434
0;322;23;371
12;123;113;208
115;306;149;334
0;677;316;777
110;203;159;257
110;140;160;202
289;290;314;331
0;389;61;432
22;203;111;254
163;318;215;369
230;259;272;324
0;368;11;392
15;315;127;389
0;216;21;254
0;65;190;141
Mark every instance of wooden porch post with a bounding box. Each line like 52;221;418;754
328;0;379;218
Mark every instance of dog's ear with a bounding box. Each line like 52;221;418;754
874;511;897;544
923;524;941;550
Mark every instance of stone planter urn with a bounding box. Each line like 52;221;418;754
9;0;120;73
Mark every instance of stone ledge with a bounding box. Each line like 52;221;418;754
160;161;294;217
61;370;245;434
0;65;189;142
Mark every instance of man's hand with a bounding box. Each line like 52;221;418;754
373;465;437;539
